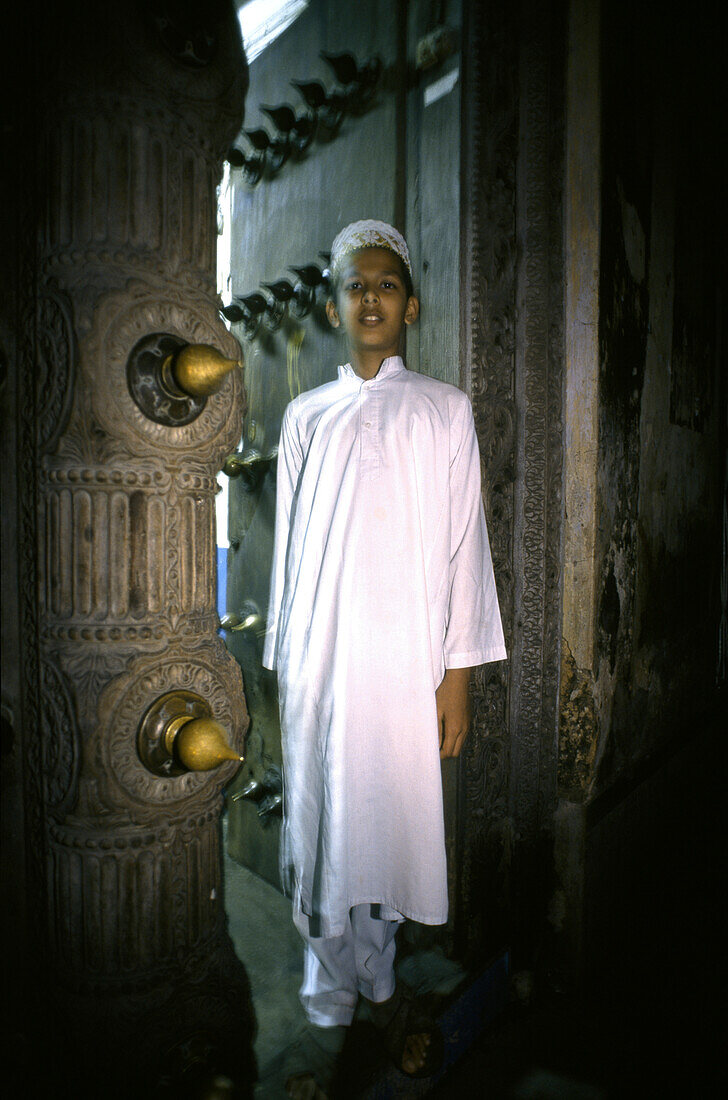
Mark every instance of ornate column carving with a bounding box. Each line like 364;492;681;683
23;2;253;1090
459;0;519;958
459;0;565;960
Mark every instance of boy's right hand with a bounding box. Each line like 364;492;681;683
436;667;472;758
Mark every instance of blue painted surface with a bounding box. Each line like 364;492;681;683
361;950;510;1097
217;546;227;621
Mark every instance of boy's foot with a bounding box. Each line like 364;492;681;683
285;1072;328;1100
281;1022;346;1100
367;983;444;1078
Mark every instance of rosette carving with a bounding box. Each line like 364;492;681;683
81;279;243;466
94;641;247;814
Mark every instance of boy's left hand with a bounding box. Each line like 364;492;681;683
436;667;472;758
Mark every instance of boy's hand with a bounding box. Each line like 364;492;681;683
436;667;472;758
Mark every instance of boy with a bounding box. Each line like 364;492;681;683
262;220;506;1097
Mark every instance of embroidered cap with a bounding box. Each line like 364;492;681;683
330;219;412;277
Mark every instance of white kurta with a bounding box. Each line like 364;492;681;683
262;356;506;937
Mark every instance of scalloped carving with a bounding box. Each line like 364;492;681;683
40;656;80;814
36;285;76;452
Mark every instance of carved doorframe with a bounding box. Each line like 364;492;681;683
10;3;256;1091
458;0;565;959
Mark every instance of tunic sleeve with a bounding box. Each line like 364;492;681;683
262;402;303;670
443;396;507;669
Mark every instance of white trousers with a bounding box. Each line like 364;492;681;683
293;903;402;1027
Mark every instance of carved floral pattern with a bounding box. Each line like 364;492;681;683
58;647;135;715
458;0;518;954
458;0;564;957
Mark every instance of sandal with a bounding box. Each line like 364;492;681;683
367;982;444;1079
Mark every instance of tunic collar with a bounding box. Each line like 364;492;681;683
338;356;407;385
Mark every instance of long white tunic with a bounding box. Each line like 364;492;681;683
262;356;506;937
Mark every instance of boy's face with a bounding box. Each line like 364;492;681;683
326;247;419;364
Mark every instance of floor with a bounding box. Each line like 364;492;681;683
222;846;615;1100
222;755;727;1100
223;833;303;1082
222;824;479;1098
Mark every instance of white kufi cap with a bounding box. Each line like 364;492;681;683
330;219;412;277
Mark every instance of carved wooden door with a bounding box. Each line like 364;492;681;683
6;2;258;1092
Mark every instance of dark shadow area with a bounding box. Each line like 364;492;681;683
433;708;727;1098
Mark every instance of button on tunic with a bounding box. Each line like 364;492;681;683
263;356;506;937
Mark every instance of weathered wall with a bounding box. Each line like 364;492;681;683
559;1;723;804
555;0;726;999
